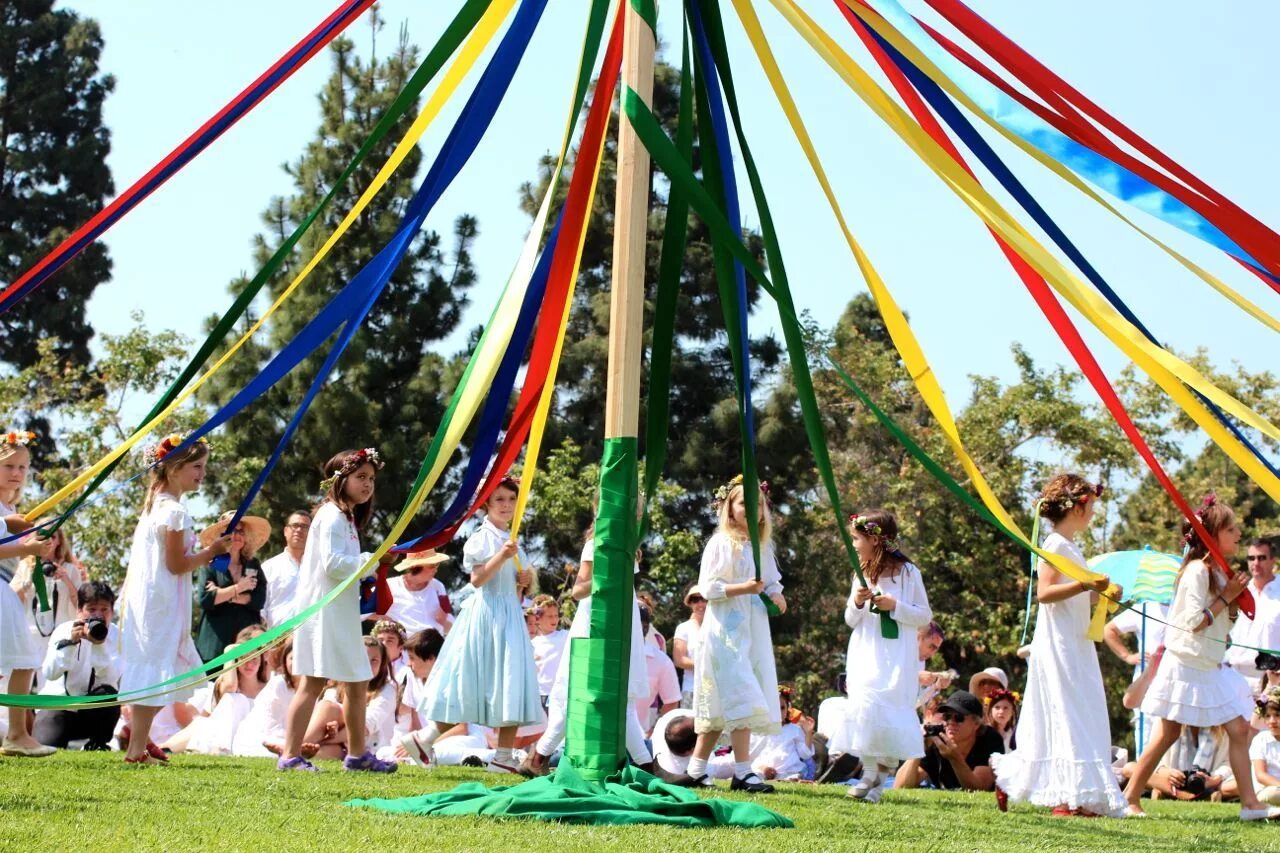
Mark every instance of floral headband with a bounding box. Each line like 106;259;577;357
1047;481;1105;513
1254;685;1280;717
849;513;898;549
985;688;1021;706
712;473;770;511
319;447;384;494
143;433;208;467
1183;493;1218;545
2;431;36;447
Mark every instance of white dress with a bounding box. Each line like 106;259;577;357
419;518;540;727
232;674;294;756
1;516;42;674
992;533;1126;816
292;502;374;683
692;533;781;735
1141;558;1253;726
118;494;202;706
187;691;253;755
834;562;933;764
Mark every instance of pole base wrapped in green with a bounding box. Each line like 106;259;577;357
346;763;792;828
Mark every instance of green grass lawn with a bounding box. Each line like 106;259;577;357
0;753;1272;851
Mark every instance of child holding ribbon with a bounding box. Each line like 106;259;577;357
281;448;396;773
839;509;933;803
409;477;541;774
118;434;232;765
1123;496;1278;820
683;476;784;794
0;432;59;757
991;474;1124;816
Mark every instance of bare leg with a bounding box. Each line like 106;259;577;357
1124;718;1182;812
1227;716;1266;811
730;728;752;764
126;705;161;761
343;685;368;757
495;725;517;751
5;669;39;748
304;700;343;744
283;676;327;760
693;730;722;761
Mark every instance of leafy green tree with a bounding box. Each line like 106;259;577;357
0;0;114;373
198;22;478;545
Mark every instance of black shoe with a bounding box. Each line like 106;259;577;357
731;773;775;793
667;772;715;788
816;752;861;785
460;755;485;768
82;741;111;752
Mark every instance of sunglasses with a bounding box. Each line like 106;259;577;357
939;711;967;723
406;566;431;575
1248;555;1272;562
688;596;706;604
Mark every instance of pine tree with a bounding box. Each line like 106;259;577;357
200;21;477;545
0;0;114;371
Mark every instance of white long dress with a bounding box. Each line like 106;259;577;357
991;533;1126;816
232;674;294;756
692;532;781;735
118;494;202;706
1;515;42;674
834;562;933;764
292;501;374;683
419;518;540;727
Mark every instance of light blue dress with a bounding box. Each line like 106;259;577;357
419;518;541;727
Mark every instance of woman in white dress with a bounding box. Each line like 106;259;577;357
280;447;395;773
162;643;267;754
234;637;297;756
413;477;541;774
991;474;1124;816
118;435;231;765
685;476;785;794
840;509;933;803
1122;497;1280;821
0;435;59;757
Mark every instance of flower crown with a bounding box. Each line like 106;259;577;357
712;474;770;511
1254;685;1280;717
143;433;208;467
319;447;383;494
2;431;36;447
984;688;1021;706
849;513;898;549
1183;493;1218;545
1046;481;1105;513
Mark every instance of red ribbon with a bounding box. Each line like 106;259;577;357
840;2;1254;616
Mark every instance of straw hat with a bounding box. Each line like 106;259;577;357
683;585;706;606
968;667;1009;694
199;511;271;553
391;549;451;575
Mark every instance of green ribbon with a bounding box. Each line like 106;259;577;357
45;0;499;533
630;0;658;32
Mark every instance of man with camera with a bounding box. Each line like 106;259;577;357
895;690;1004;792
33;581;122;750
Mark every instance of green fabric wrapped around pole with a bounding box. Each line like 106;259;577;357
567;436;638;777
348;763;792;827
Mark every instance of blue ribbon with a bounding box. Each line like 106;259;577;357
859;0;1273;281
867;25;1280;482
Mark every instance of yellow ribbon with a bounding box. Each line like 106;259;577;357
1088;583;1123;642
24;0;521;521
759;0;1280;505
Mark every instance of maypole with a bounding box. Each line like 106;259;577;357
565;0;657;781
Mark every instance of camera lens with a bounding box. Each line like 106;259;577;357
40;560;58;578
85;617;109;642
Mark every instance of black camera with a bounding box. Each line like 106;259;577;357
1256;652;1280;673
923;723;946;738
40;560;58;578
84;616;109;643
1180;766;1209;798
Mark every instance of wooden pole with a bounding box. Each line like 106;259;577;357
565;0;657;781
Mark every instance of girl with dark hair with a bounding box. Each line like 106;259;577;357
280;448;395;773
1123;496;1278;820
839;509;933;803
992;473;1124;817
408;477;542;774
118;435;231;765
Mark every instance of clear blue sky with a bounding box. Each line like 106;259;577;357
63;1;1278;446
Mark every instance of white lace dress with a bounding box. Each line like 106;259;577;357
991;533;1125;816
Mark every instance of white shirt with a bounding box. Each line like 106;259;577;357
652;708;695;775
39;620;122;696
1108;602;1169;681
1227;579;1280;679
531;629;569;695
260;550;302;628
673;618;702;692
385;575;453;635
1250;730;1280;783
634;641;682;731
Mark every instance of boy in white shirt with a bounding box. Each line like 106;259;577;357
529;595;568;710
1251;690;1280;804
385;550;454;635
34;581;122;749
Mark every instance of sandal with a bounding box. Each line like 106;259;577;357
344;751;398;774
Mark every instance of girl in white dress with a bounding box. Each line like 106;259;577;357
518;531;651;776
118;434;231;765
412;477;541;774
162;643;268;754
1122;497;1280;821
685;477;785;794
991;474;1124;816
1;434;59;757
280;447;395;773
840;509;933;803
234;637;297;756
